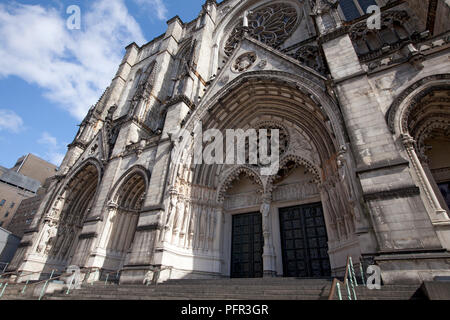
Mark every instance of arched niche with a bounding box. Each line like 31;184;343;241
99;166;150;271
33;159;102;271
163;73;366;278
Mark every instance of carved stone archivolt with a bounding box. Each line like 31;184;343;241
224;3;300;57
217;166;264;204
389;79;450;220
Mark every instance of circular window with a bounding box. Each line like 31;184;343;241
224;3;299;57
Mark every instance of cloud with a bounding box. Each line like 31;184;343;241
0;1;147;121
133;0;168;20
38;132;66;166
0;109;24;133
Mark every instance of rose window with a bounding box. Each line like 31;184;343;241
224;3;300;57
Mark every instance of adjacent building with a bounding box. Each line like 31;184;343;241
0;154;57;230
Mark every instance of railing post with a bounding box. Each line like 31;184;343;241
38;269;55;301
360;262;366;286
345;281;352;300
105;274;109;286
66;273;75;295
348;268;357;300
349;257;358;286
21;279;29;295
336;282;342;300
0;282;8;299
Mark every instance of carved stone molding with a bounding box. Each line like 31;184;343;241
386;74;450;133
217;166;264;203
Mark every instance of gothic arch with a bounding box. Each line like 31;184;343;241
266;154;321;194
33;158;102;269
100;166;150;270
168;70;348;190
42;158;103;222
387;74;450;221
106;165;150;210
217;165;264;204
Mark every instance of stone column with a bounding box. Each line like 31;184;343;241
260;195;276;277
402;134;448;220
212;207;223;255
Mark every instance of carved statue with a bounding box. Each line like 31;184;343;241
37;222;58;255
260;199;271;233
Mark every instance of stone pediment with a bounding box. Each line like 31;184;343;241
205;35;327;102
73;132;105;167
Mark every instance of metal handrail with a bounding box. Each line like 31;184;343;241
328;256;359;300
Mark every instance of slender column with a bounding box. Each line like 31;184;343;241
260;195;276;277
212;207;223;254
402;134;448;220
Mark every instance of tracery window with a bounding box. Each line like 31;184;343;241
224;3;299;57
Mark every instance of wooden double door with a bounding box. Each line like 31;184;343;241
279;203;331;277
230;203;331;278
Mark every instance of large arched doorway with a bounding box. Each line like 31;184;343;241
34;161;100;272
164;74;366;278
101;170;148;271
221;168;264;278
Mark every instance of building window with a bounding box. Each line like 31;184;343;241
339;0;377;21
25;219;32;225
4;212;9;217
30;210;36;216
0;221;3;227
0;199;5;206
10;202;15;208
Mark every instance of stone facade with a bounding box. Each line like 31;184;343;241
9;0;450;285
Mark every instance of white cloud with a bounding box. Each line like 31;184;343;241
134;0;168;20
38;132;65;166
0;1;148;121
0;109;24;133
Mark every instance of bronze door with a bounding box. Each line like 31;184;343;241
231;212;263;278
279;203;331;277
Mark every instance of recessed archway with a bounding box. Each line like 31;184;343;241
101;167;149;271
163;74;365;278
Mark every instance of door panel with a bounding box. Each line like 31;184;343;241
231;212;263;278
279;203;331;277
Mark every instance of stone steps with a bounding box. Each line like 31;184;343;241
1;278;423;300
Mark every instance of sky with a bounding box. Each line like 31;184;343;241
0;0;206;168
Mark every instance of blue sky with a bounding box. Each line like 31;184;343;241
0;0;206;168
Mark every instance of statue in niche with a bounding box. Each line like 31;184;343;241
162;191;178;242
173;196;185;234
187;204;196;248
173;40;196;97
198;205;207;250
207;208;216;250
37;221;58;255
260;199;271;233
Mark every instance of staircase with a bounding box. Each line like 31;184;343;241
22;278;423;300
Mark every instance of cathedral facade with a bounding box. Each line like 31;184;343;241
9;0;450;285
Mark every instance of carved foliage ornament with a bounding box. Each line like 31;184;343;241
224;3;300;57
